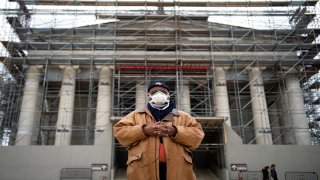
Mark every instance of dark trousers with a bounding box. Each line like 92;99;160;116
159;163;166;180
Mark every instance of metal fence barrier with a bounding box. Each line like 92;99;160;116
238;171;263;180
285;171;318;180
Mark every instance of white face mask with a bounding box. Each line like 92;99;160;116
148;91;170;109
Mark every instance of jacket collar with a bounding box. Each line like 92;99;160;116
137;108;180;121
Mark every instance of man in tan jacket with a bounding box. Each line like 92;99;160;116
114;81;204;180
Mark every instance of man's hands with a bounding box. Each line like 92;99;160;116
142;122;177;137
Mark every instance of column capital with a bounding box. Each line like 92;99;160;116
59;65;80;73
247;66;267;71
96;65;113;71
96;65;112;85
35;65;43;69
212;66;230;70
22;65;44;76
59;65;76;69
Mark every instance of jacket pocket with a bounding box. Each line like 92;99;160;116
126;152;146;180
127;151;157;167
126;152;142;165
183;153;193;164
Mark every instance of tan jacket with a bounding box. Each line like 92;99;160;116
113;108;205;180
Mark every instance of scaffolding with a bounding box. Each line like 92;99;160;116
0;0;319;148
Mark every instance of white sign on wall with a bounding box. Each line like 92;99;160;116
91;164;108;171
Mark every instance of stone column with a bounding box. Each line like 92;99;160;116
136;81;146;110
280;85;296;144
181;81;191;114
214;67;231;126
16;65;42;145
54;65;78;145
94;66;112;145
248;67;273;145
268;101;282;144
286;76;311;145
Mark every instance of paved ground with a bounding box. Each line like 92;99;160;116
114;168;220;180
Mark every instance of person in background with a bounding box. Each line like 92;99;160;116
262;166;270;180
270;164;278;180
113;80;204;180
